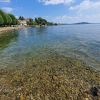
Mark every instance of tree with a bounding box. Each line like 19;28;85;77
34;17;57;26
6;14;12;25
27;18;33;25
0;9;18;26
0;14;4;26
19;16;25;20
35;17;47;25
0;10;8;25
32;21;37;25
8;14;17;25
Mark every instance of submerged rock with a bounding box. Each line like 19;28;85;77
78;87;100;100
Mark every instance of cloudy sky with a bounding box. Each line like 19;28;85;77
0;0;100;23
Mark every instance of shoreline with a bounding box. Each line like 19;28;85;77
0;26;30;34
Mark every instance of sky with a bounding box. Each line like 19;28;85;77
0;0;100;23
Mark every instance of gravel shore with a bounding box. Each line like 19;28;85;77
0;52;100;100
0;26;28;34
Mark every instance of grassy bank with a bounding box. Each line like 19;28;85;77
0;52;100;100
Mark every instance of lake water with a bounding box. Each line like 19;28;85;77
0;24;100;70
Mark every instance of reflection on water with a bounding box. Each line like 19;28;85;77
0;24;100;70
0;31;18;50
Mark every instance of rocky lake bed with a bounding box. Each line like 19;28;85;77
0;52;100;100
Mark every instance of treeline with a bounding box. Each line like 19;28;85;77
0;10;18;26
0;9;57;27
34;17;57;26
18;16;57;26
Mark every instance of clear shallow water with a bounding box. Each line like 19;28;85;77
0;24;100;70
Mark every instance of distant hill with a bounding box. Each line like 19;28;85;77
74;22;91;24
58;22;91;25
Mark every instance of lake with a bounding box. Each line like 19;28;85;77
0;24;100;70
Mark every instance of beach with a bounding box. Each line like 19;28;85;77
0;26;28;34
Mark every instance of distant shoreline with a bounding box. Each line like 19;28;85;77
59;22;100;25
0;23;99;34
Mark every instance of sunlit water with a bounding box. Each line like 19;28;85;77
0;24;100;70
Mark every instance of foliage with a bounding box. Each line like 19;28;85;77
8;14;17;25
0;14;4;26
34;17;57;26
35;17;48;25
32;21;37;25
0;9;57;27
47;22;57;26
27;18;34;25
0;9;18;26
26;17;57;26
0;10;8;25
6;14;12;25
19;16;25;20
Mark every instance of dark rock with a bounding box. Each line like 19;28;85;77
90;87;98;96
32;64;37;68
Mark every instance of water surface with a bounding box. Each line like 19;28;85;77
0;24;100;70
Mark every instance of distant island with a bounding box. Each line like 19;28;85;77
58;22;91;25
74;22;91;24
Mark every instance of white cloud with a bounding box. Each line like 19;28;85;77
53;0;100;23
38;0;100;23
0;0;11;2
1;7;13;13
39;0;74;5
70;0;100;15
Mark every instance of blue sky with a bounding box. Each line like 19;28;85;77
0;0;100;23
